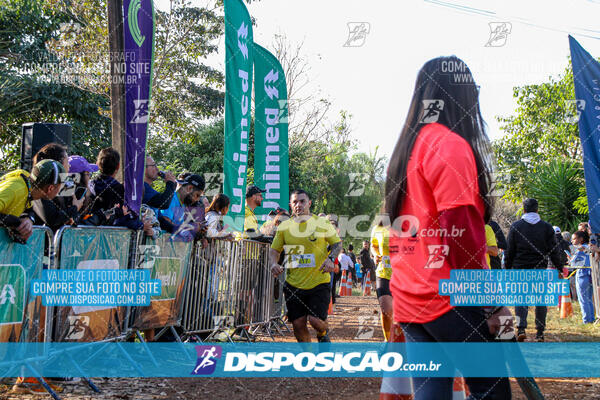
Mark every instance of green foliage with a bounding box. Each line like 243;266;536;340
151;0;224;141
287;117;385;247
0;0;382;248
47;0;225;141
153;117;386;247
0;0;225;172
148;119;225;175
0;0;110;172
573;186;589;215
492;61;593;231
493;65;582;201
526;159;587;232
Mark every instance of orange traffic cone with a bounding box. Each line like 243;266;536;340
328;298;334;315
363;270;372;296
560;294;573;318
339;270;347;297
557;291;562;310
452;376;469;400
347;272;353;296
380;323;413;399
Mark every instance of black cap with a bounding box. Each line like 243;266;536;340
177;174;205;191
31;159;66;186
246;185;266;198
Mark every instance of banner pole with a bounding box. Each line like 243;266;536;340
107;0;126;183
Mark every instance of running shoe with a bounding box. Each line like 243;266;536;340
317;331;331;343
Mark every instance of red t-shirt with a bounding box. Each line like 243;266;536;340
389;123;486;324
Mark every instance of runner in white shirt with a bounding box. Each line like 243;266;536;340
338;249;353;272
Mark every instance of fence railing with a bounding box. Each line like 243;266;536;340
0;226;286;347
180;239;287;341
590;256;600;320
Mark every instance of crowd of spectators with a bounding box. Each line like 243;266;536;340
0;144;280;245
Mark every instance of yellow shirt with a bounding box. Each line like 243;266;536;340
244;205;258;232
0;170;31;217
371;225;392;280
485;224;497;268
271;214;341;290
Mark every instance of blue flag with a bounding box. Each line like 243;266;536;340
569;35;600;233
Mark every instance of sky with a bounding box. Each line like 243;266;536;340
156;0;600;160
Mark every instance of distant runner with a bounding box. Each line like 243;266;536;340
371;219;393;341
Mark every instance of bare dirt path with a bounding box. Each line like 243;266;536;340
2;294;600;399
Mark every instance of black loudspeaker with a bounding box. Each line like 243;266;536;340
20;123;72;171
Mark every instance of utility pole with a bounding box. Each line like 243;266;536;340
107;0;125;183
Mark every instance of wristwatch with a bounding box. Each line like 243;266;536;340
20;213;34;224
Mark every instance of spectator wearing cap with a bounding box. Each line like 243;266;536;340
0;159;66;242
142;156;177;212
245;185;266;235
553;226;571;261
158;173;205;238
68;155;98;218
31;144;87;232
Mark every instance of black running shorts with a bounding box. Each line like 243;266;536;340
283;282;330;322
376;277;392;298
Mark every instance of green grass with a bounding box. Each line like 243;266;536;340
519;302;600;342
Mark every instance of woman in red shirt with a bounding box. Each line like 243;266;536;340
384;56;511;399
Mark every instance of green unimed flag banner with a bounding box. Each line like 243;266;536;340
223;0;253;232
253;43;289;221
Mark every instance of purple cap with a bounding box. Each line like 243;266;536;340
69;155;99;173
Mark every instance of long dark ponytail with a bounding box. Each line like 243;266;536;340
385;56;493;222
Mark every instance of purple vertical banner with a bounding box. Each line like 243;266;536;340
122;0;155;214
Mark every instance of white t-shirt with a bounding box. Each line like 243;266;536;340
338;253;353;271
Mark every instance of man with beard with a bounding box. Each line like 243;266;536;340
142;155;177;212
244;185;266;236
158;174;205;239
270;189;341;342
